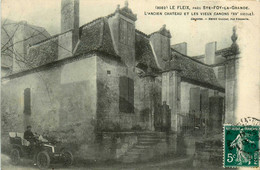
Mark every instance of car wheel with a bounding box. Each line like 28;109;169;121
10;148;20;165
62;150;73;166
37;151;50;169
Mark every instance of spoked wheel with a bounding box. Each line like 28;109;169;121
10;148;20;165
37;151;50;169
62;150;73;166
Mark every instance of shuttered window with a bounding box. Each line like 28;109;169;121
200;89;209;115
190;87;200;113
127;22;134;46
119;19;127;44
119;18;134;46
24;88;31;115
119;76;134;113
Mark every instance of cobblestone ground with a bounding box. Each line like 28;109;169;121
2;153;197;170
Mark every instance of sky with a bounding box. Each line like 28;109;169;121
1;0;244;56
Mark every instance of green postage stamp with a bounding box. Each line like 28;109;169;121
224;125;259;167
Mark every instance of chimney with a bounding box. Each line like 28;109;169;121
171;42;187;55
149;25;171;69
61;0;79;34
12;21;27;72
205;42;217;65
59;0;79;59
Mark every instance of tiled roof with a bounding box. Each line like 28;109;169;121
75;18;117;57
135;30;160;72
26;17;118;69
168;49;223;90
27;36;58;68
192;54;204;60
215;47;239;58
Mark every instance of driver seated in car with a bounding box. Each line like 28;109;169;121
24;125;38;144
24;125;38;165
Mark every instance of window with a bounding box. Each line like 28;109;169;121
119;18;134;46
107;70;111;75
119;76;134;113
24;88;31;115
161;36;170;59
119;19;127;44
200;89;209;114
127;22;134;46
190;87;200;113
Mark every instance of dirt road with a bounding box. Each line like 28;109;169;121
1;153;194;170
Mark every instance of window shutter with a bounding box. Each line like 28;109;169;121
119;76;128;112
200;89;209;115
119;76;134;113
122;19;127;44
127;22;133;46
119;19;124;43
24;88;31;115
190;87;200;114
128;77;134;112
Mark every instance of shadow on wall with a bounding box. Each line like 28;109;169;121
1;92;24;154
96;80;138;131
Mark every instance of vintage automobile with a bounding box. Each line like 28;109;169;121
9;132;73;169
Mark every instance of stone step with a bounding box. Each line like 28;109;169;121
138;134;161;138
138;138;160;143
134;145;151;149
130;147;146;152
119;133;166;163
122;156;139;162
126;151;141;155
138;141;157;145
121;157;138;163
138;136;161;140
121;152;140;163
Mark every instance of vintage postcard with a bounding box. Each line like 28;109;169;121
1;0;259;169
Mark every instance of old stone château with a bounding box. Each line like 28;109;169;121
1;0;239;162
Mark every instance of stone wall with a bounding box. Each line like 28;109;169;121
97;132;138;160
96;55;162;131
134;75;162;130
96;55;133;131
180;82;216;116
162;71;181;132
225;58;239;124
1;55;98;159
179;81;224;133
58;31;74;60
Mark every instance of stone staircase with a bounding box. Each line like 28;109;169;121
120;132;166;163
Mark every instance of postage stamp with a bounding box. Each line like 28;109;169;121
224;125;259;167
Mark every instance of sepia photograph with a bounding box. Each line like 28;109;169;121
1;0;259;169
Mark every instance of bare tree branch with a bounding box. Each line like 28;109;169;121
1;24;20;50
26;24;73;54
3;30;45;52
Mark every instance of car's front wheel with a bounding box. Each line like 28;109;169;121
62;150;73;166
10;148;20;165
37;151;50;169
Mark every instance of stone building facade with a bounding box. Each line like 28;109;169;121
1;0;239;161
